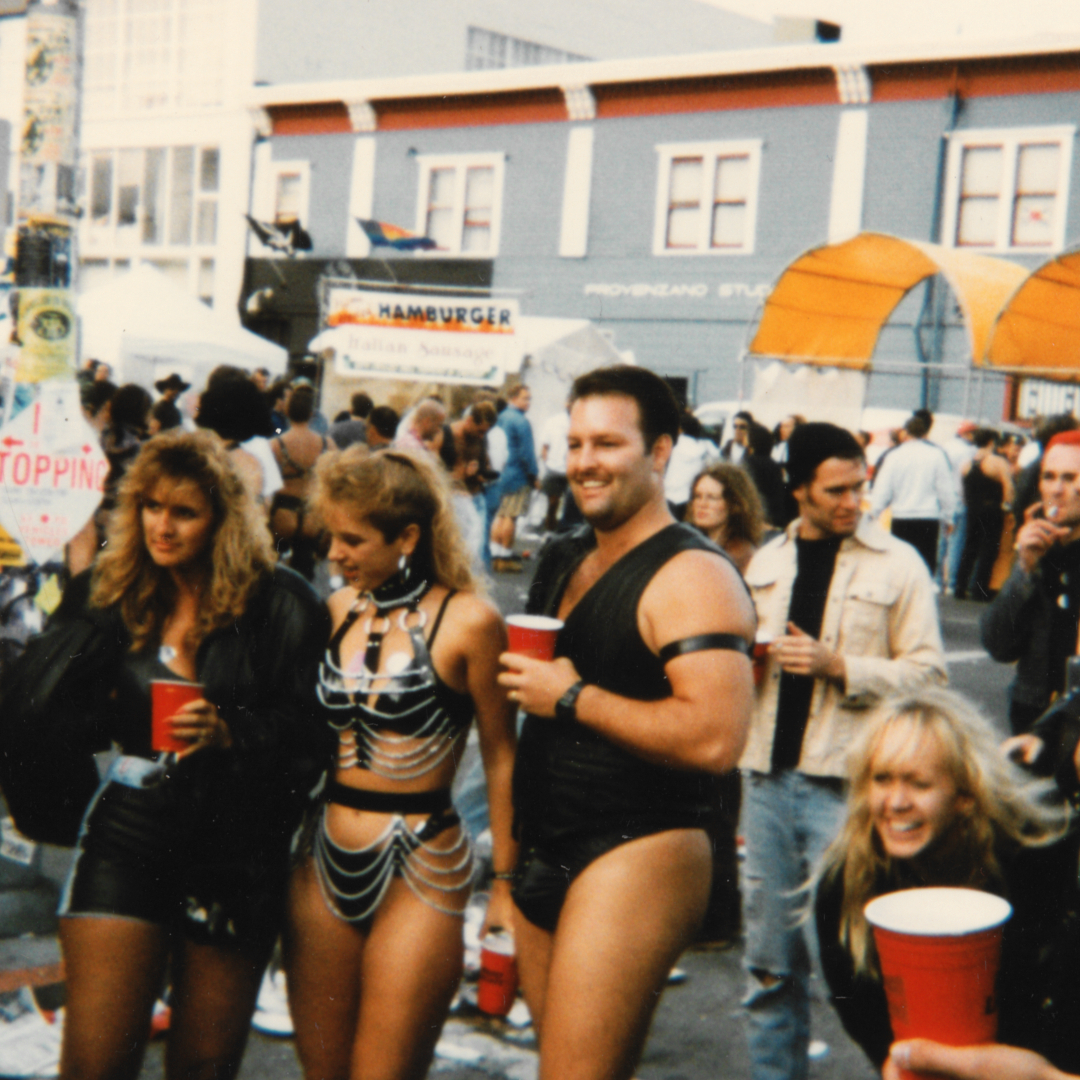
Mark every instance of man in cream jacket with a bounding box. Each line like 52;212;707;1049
740;422;946;1080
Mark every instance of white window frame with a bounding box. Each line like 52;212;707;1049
250;157;311;257
652;139;762;256
941;125;1075;254
269;161;311;228
414;152;505;257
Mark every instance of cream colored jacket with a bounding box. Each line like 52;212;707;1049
740;516;947;777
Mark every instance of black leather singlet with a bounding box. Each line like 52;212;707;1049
513;523;746;846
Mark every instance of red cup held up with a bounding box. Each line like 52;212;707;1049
865;887;1012;1080
150;679;204;753
506;615;564;661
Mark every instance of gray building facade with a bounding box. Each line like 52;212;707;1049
244;38;1080;414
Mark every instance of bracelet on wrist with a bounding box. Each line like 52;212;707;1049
493;870;515;881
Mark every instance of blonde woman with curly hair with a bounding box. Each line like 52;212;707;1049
814;687;1080;1075
0;429;329;1080
285;446;517;1080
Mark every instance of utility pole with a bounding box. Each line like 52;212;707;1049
0;0;101;577
13;0;80;385
0;0;102;618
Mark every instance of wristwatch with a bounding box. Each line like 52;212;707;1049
555;679;586;722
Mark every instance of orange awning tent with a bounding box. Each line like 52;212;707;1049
984;249;1080;379
748;232;1029;371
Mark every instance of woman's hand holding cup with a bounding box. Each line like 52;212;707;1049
151;681;232;758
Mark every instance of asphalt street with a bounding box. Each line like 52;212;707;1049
128;564;1013;1080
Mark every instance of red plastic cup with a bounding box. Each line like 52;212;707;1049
752;630;774;686
477;930;518;1016
865;887;1012;1080
506;615;564;661
151;680;204;753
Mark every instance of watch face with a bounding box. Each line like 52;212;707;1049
557;681;584;721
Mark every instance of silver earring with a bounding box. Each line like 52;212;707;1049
398;553;411;580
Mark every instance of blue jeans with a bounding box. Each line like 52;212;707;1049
741;770;847;1080
942;507;967;591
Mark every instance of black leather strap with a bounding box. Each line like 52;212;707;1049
659;633;751;664
325;781;452;815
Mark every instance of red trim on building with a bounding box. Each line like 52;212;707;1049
593;70;836;117
376;89;567;130
265;50;1080;135
270;103;352;135
872;54;1080;102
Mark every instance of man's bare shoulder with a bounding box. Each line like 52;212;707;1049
640;546;755;643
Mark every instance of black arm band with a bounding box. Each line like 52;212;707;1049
659;633;751;664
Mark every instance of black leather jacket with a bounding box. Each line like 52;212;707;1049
981;541;1080;725
0;566;332;850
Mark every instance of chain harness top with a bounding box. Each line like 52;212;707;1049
317;574;473;780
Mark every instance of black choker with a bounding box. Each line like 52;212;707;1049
366;570;430;613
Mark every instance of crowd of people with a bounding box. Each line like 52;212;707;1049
1;359;1080;1080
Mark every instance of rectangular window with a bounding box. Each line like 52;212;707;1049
90;155;113;223
653;141;762;255
117;148;142;231
142;147;166;244
198;258;215;305
169;146;194;245
465;26;589;70
199;148;220;193
945;126;1075;253
274;172;303;224
416;154;505;256
196;200;217;245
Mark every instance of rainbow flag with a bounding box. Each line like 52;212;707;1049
357;218;438;251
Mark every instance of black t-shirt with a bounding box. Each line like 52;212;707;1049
771;535;842;772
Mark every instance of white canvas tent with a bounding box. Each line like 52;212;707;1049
79;265;287;397
503;316;625;433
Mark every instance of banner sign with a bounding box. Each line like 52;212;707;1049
315;287;520;386
1016;379;1080;420
0;382;107;564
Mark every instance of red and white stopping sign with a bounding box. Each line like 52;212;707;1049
0;383;107;564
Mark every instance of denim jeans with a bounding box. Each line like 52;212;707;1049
741;770;847;1080
943;507;968;591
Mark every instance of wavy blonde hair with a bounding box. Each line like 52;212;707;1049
820;687;1066;975
91;429;276;651
312;446;477;593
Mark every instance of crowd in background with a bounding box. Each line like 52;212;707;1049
74;356;1072;612
31;357;1080;1080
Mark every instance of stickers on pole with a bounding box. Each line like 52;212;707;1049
15;287;75;383
0;382;106;565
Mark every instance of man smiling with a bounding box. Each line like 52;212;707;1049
499;365;754;1080
740;422;945;1080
